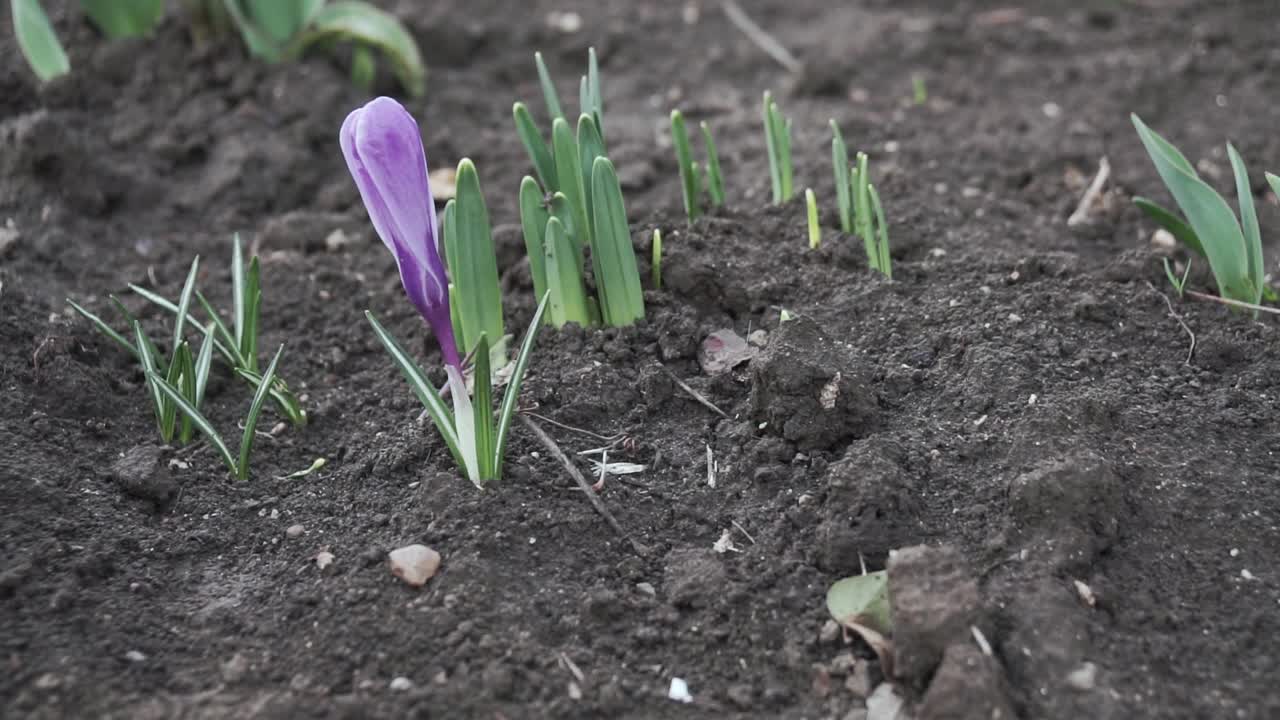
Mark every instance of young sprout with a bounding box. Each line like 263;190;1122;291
868;183;892;279
829;123;891;276
762;91;793;203
1132;114;1275;311
805;188;821;249
343;97;551;487
831;120;853;233
912;74;928;105
701;122;726;207
652;228;663;290
128;234;307;426
1164;258;1192;298
670;110;700;221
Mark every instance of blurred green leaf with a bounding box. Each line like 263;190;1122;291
826;571;891;635
11;0;70;81
294;1;425;97
589;157;644;326
80;0;164;38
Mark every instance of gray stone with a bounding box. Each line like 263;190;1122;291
888;545;981;683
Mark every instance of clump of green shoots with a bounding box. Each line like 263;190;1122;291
1132;114;1280;311
126;234;306;425
67;254;286;480
669;110;726;221
762;91;794;204
513;49;645;328
831;121;891;277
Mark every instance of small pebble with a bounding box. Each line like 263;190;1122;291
1066;662;1097;691
388;544;442;587
125;650;146;663
390;676;413;691
286;524;305;539
636;582;657;597
315;551;335;570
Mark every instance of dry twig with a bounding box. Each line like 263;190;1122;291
1067;156;1110;227
660;364;730;418
721;0;803;74
1145;281;1196;365
520;414;647;556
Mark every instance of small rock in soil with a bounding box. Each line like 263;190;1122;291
844;660;872;699
315;552;335;571
663;547;728;609
221;653;249;683
259;210;361;253
726;683;755;709
750;316;877;451
819;619;841;644
388;544;441;587
888;544;981;684
1066;662;1098;691
1008;452;1122;571
110;445;178;509
285;524;304;539
389;676;413;691
917;643;1015;720
864;683;906;720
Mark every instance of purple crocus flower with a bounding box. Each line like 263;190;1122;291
340;97;460;370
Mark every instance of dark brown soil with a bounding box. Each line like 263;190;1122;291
4;1;1280;718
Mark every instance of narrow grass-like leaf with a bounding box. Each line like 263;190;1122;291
172;257;201;353
194;323;216;407
1132;114;1251;303
778;113;793;201
12;0;70;81
160;340;188;442
80;0;165;38
577;114;606;224
150;372;237;475
68;299;137;359
235;369;306;426
806;188;820;249
1133;198;1205;258
134;321;170;443
855;152;874;260
670;110;700;221
553;117;590;247
587;46;602;133
535;51;563;121
912;75;927;105
232;234;246;349
112;295;165;370
548;191;584;272
513;103;557;189
590;157;645;326
543;216;591;327
493;291;550;478
1164;257;1191;298
174;342;197;444
365;311;464;467
763;92;782;203
241;257;261;372
1267;172;1280;203
519;176;551;304
651;228;663;290
831;121;852;233
293;1;426;98
471;335;494;482
1227;144;1264;304
237;344;282;480
451;160;506;365
701;121;725;207
869;183;891;279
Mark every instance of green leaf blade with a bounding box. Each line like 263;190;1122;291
670;110;700;221
826;571;892;635
513;103;557;190
237;344;284;480
79;0;165;38
519;176;551;305
494;291;550;478
294;1;426;97
451;160;506;365
543;216;591;327
471;335;494;483
1228;143;1264;305
701;121;725;207
12;0;70;81
534;51;564;121
150;371;238;476
590;157;645;326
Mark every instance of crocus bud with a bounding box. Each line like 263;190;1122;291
341;97;460;369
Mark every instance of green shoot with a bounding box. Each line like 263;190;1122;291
367;293;551;488
81;0;165;37
827;570;892;635
854;152;872;256
518;176;551;305
701;121;725;207
443;159;507;368
1164;258;1192;298
590;157;645;326
831;120;853;233
1132;114;1268;308
534;51;564;121
806;188;821;249
763;91;794;203
671;110;700;222
912;74;927;105
868;183;892;278
543;216;591;327
652;228;663;290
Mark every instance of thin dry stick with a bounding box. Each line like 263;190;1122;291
522;410;624;443
660;364;730;418
721;0;803;74
520;414;647;555
1145;281;1196;365
1184;289;1280;317
1067;156;1111;227
731;519;757;545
